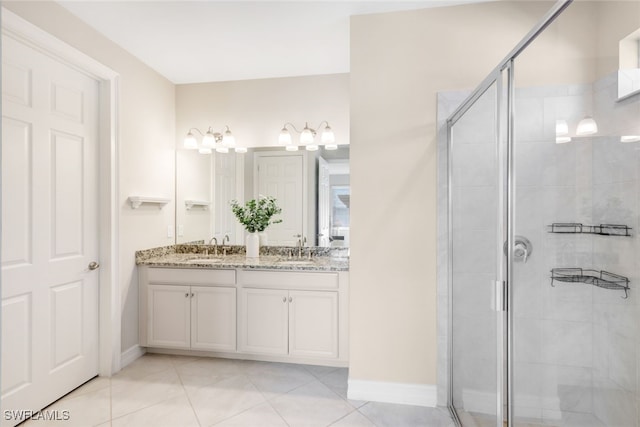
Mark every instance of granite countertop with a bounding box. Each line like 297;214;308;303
136;245;349;272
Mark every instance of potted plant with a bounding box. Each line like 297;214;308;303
230;196;282;258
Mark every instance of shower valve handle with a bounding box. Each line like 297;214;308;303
504;235;533;263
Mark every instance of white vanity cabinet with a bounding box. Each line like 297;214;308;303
238;270;343;360
139;265;349;366
146;284;191;348
140;268;237;351
240;288;338;358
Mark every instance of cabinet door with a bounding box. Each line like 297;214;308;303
239;288;288;355
147;285;190;348
289;290;338;358
191;286;236;351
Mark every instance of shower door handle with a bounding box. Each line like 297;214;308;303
495;280;506;312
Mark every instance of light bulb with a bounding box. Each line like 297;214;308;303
184;132;198;149
555;120;569;136
576;116;598;136
222;128;235;147
300;124;314;145
216;146;229;154
198;147;212;154
202;130;216;148
306;144;319;151
556;136;572;144
285;144;299;152
279;127;292;145
235;146;248;153
621;135;640;143
321;125;335;144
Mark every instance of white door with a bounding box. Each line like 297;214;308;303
147;285;191;349
288;290;338;359
191;286;236;351
255;154;303;246
1;35;100;426
317;157;331;247
239;288;289;355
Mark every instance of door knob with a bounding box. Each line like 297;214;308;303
88;261;100;270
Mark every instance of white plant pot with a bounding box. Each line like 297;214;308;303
246;232;260;258
258;231;268;246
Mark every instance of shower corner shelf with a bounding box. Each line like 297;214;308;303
548;223;632;237
550;268;630;299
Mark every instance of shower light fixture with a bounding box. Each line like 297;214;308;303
183;126;244;154
576;116;598;136
278;121;337;151
621;135;640;143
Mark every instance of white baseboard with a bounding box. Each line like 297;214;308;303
120;345;145;369
348;379;437;407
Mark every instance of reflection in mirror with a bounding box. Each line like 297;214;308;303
618;27;640;100
175;145;349;248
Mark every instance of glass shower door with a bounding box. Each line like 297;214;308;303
509;3;640;426
450;81;505;426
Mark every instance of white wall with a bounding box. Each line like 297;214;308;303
4;1;177;355
349;0;555;389
176;74;349;150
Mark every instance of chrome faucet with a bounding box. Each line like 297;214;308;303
208;237;218;256
221;234;230;256
295;235;307;258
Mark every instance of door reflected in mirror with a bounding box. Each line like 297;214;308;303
618;27;640;100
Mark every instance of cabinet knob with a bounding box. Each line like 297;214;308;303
282;296;286;303
185;293;189;298
191;293;195;298
288;296;292;303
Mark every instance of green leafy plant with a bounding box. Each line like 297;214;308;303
230;196;283;233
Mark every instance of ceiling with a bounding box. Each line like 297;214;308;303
58;0;490;84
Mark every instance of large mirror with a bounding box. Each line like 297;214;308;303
175;145;349;247
618;27;640;100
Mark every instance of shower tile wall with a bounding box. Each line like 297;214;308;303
515;74;639;426
437;73;640;426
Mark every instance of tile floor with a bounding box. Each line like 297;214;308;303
23;354;455;427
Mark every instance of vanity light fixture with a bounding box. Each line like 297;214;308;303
278;121;336;151
556;136;572;144
184;126;244;154
576;116;598;136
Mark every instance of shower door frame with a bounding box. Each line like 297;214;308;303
446;1;573;426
